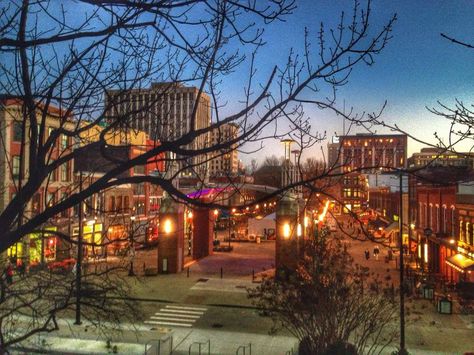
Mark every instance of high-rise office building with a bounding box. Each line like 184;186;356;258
209;123;239;177
105;82;211;177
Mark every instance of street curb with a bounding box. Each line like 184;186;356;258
107;296;260;310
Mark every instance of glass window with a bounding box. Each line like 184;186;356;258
61;134;68;149
110;196;116;212
61;163;69;181
12;122;22;142
12;156;20;179
46;192;55;208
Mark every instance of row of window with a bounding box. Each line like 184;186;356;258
459;221;474;246
12;122;70;148
418;203;455;236
11;156;70;182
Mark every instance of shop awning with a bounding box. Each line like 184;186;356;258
385;222;399;232
445;254;474;273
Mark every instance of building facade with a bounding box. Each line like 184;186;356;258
209;123;239;177
335;133;407;212
0;99;76;264
408;147;474;168
105;82;211;177
411;167;474;283
339;133;407;173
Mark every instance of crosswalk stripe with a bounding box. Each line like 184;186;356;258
165;305;207;311
145;320;193;327
145;304;208;329
158;309;204;315
154;312;200;319
150;316;196;323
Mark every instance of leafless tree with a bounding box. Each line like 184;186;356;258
0;0;396;348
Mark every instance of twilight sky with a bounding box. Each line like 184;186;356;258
8;1;474;165
218;0;474;164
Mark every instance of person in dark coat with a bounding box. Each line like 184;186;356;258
5;262;13;285
373;245;380;260
364;249;370;260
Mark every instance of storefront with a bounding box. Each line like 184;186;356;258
7;226;57;265
72;222;104;259
445;245;474;283
107;224;127;255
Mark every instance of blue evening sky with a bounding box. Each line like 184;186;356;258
216;0;474;163
10;1;474;164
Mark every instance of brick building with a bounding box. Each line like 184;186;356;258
75;127;165;255
339;133;407;173
335;133;408;212
0;99;76;264
412;167;474;283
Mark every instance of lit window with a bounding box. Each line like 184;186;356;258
12;156;20;179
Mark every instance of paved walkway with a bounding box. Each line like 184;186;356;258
11;239;474;354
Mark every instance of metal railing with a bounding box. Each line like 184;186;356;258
236;343;252;355
145;335;173;355
188;339;210;355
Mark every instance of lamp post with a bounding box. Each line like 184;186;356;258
423;227;432;273
187;210;193;256
75;171;83;325
398;171;406;353
128;215;136;276
213;209;219;242
228;215;232;249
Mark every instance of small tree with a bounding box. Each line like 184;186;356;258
248;230;398;355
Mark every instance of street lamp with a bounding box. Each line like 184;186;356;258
187;210;193;256
423;228;432;271
213;209;219;241
283;222;291;239
128;215;136;276
163;218;172;234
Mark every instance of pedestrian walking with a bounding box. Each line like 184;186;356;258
4;262;13;285
373;245;380;260
17;258;25;278
364;249;370;260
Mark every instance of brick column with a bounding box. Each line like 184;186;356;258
158;197;184;273
192;208;214;259
275;195;299;277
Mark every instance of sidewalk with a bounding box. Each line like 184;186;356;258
9;241;474;354
12;316;298;355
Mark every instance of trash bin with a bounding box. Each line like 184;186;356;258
437;298;452;314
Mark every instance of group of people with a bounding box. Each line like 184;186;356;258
1;258;27;287
364;245;380;260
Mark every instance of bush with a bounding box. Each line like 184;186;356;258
323;341;358;355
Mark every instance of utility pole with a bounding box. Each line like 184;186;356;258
75;171;83;325
399;172;406;352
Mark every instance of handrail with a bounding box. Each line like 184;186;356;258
144;335;173;355
188;339;210;355
236;343;252;355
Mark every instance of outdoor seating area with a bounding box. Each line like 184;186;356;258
406;266;474;315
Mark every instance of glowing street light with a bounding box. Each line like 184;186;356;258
297;223;302;237
163;219;173;234
283;223;291;239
